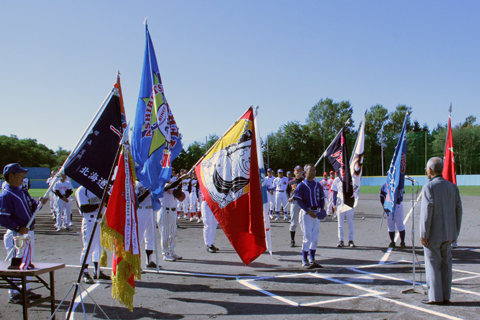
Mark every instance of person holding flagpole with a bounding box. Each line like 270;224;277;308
380;183;406;248
286;165;304;247
0;163;49;303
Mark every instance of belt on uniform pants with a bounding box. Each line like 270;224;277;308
139;206;153;209
310;206;318;210
277;190;284;192
165;207;176;211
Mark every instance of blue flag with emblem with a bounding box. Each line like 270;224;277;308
131;22;182;210
383;113;408;216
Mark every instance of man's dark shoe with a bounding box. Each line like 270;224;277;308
400;242;407;248
82;273;94;284
94;271;110;280
310;260;324;268
389;241;396;248
421;300;444;305
207;246;217;253
146;261;160;269
290;240;295;247
211;245;220;251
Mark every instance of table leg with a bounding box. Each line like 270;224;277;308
50;271;56;320
21;275;28;320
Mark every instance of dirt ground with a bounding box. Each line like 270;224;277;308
0;192;479;320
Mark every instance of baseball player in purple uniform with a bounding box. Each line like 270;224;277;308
293;164;326;269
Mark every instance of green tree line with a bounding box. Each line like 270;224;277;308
175;98;479;176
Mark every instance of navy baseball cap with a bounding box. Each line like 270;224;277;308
277;169;283;173
267;168;273;172
3;163;28;176
287;171;291;175
294;165;302;171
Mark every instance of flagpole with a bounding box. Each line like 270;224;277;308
314;119;350;168
187;107;253;174
25;90;115;229
66;133;125;320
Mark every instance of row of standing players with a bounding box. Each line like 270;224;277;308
265;165;407;269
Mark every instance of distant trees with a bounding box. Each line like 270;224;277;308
0;135;57;170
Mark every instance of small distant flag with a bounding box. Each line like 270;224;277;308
195;107;266;265
443;108;456;184
326;127;354;209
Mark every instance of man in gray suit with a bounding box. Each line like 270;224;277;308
420;157;462;305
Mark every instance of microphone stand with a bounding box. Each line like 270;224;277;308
401;178;422;294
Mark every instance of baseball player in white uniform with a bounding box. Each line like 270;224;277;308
159;174;186;261
75;186;110;283
331;173;355;247
265;169;275;219
202;197;220;253
380;183;406;248
180;174;191;220
286;165;304;247
326;171;335;216
52;173;73;231
188;174;200;222
46;171;56;218
273;169;289;221
135;180;158;268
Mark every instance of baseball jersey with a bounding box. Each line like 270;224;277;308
75;186;101;216
331;177;353;212
293;179;326;212
265;176;275;192
188;179;199;197
286;178;304;198
320;179;330;194
53;180;73;198
135;181;152;206
182;178;191;191
0;184;38;230
273;177;289;192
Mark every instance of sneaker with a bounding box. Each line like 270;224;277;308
189;217;194;222
207;246;217;253
197;217;202;223
400;242;407;248
348;241;356;248
290;240;295;247
310;260;324;269
8;293;27;304
69;222;74;227
163;254;176;262
94;271;110;280
337;241;344;247
170;252;183;260
452;241;458;249
302;261;313;269
82;273;94;284
146;261;160;269
56;227;61;232
65;226;72;231
274;217;279;221
389;241;396;248
211;244;220;251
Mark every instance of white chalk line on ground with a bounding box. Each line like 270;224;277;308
379;192;423;265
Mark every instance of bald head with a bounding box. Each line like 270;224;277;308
427;157;443;177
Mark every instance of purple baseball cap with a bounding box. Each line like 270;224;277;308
3;163;28;176
277;169;283;173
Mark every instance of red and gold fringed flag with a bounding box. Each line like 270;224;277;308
101;144;142;311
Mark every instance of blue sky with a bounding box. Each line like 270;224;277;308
1;1;478;152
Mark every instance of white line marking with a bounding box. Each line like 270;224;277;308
300;292;380;306
452;268;480;276
373;294;463;320
452;275;480;283
238;279;299;306
379;192;422;265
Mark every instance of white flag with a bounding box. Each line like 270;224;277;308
350;114;366;207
